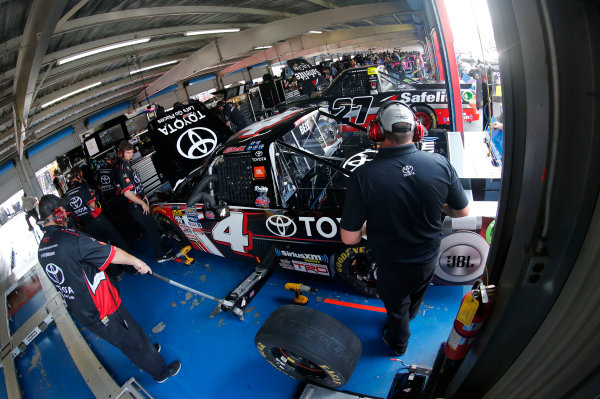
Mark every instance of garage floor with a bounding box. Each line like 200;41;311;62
2;232;468;399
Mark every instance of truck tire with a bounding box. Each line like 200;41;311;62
412;104;438;130
335;244;378;297
156;214;191;247
255;305;362;388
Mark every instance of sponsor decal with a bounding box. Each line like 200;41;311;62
172;209;184;216
252;157;267;162
291;260;330;276
298;120;311;135
254;166;266;179
255;196;270;208
335;246;366;273
70;196;83;210
155;108;207;135
255;151;263;157
399;91;448;104
125;178;131;183
176;127;218;160
402;165;415;177
224;146;247;154
367;67;378;75
266;215;297;237
205;210;215;220
275;248;329;263
246;141;263;151
279;259;292;270
439;245;482;276
100;175;111;185
45;263;64;285
342;149;378;171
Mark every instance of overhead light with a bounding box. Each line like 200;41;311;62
254;45;272;50
130;60;178;75
57;38;151;65
224;84;232;88
41;82;102;108
308;30;322;34
185;28;240;36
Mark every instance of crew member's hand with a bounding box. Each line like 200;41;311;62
491;121;503;130
141;201;150;214
133;259;152;275
144;196;149;206
442;203;450;215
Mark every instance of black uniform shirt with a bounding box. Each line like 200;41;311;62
341;144;468;263
66;180;97;222
119;159;145;201
38;225;120;326
96;165;120;198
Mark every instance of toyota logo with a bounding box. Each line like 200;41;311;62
45;263;64;285
255;151;263;157
403;165;414;174
266;215;297;237
70;196;83;209
100;175;110;185
176;127;218;160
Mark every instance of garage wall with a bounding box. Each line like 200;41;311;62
187;79;217;97
0;161;20;204
222;71;246;86
27;127;79;171
249;65;270;81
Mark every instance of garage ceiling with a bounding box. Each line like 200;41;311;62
0;0;427;164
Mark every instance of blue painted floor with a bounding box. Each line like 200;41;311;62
10;236;468;398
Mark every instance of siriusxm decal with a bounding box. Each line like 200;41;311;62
275;248;329;263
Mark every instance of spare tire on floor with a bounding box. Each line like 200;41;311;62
254;305;362;388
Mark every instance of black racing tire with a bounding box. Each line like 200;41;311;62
411;104;438;130
156;214;191;247
254;305;362;388
335;244;378;297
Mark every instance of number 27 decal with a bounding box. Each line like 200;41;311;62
331;96;374;125
211;211;253;254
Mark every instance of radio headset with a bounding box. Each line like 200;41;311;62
368;101;425;143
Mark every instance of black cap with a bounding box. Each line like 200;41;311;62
39;194;61;219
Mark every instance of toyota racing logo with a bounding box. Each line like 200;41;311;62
100;175;110;185
402;165;415;177
255;151;263;157
266;215;297;237
70;196;83;209
176;127;218;160
45;263;64;285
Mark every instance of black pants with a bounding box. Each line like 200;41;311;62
128;204;165;259
25;209;39;230
85;305;167;380
85;214;131;253
376;258;437;351
103;196;142;241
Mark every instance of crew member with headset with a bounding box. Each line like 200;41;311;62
66;166;134;278
217;100;248;133
36;194;181;383
340;101;470;355
118;141;173;263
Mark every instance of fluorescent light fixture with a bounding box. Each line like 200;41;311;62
41;81;102;108
185;28;240;36
308;30;322;34
57;38;151;65
238;80;246;84
254;45;272;50
324;58;332;61
130;60;178;75
224;84;232;88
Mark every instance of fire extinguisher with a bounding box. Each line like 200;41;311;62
444;280;495;361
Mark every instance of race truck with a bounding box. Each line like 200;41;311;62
150;106;491;312
282;65;479;131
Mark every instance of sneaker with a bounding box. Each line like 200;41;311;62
155;361;181;383
153;343;161;353
382;329;407;356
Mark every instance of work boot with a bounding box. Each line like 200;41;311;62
382;329;407;356
155;361;181;383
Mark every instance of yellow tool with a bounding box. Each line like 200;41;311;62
175;245;195;266
285;283;317;305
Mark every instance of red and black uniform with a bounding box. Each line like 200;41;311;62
37;225;167;379
119;159;166;259
95;163;140;241
66;179;131;253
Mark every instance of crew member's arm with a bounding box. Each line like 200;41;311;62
443;160;470;219
442;203;470;218
112;247;152;274
124;190;150;214
341;221;367;245
340;171;367;246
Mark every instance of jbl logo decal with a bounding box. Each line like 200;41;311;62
446;255;474;268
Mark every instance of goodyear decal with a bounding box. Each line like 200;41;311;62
335;246;366;273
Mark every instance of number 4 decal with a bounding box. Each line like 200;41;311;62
212;211;252;253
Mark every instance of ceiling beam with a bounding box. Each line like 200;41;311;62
12;0;68;159
138;1;412;102
221;25;416;74
54;7;296;35
56;0;89;30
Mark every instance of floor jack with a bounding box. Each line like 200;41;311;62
151;249;277;321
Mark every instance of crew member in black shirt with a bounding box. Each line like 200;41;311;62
218;100;248;133
118;141;173;263
340;101;470;355
37;194;181;383
66;167;134;277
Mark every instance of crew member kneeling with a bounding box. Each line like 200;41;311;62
340;101;469;355
37;194;181;383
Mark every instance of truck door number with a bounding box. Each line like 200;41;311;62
331;96;374;125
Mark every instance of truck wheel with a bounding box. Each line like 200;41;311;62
156;214;191;247
255;305;362;388
335;244;378;297
412;104;438;130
